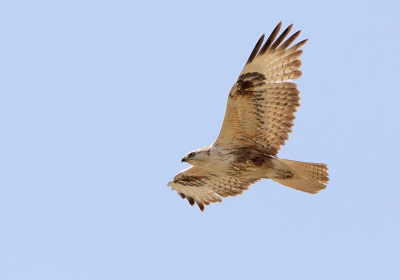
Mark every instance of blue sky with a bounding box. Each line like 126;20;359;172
1;1;399;279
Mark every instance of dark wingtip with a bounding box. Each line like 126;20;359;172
246;34;265;65
245;21;303;65
197;202;205;212
277;30;301;50
187;196;195;206
270;23;293;49
259;21;282;54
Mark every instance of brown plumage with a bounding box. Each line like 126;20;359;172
168;22;328;211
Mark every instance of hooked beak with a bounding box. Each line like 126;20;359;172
181;157;187;163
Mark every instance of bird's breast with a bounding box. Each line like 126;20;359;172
207;146;273;177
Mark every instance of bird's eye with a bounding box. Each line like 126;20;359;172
188;152;196;158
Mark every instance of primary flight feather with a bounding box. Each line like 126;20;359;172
168;22;329;211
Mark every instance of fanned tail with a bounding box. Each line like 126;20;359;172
272;158;329;194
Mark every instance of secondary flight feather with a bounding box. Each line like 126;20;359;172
168;22;329;211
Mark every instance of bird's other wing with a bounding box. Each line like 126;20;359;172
214;22;306;156
167;166;260;211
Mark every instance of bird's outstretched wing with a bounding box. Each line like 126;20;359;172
214;22;306;156
167;166;260;211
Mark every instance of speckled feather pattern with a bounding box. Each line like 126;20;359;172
168;22;329;211
169;166;260;211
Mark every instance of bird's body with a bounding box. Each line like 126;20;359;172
168;22;329;211
184;145;275;178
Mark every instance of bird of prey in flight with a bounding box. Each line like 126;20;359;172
168;22;328;211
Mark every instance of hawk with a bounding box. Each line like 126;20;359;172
168;22;329;211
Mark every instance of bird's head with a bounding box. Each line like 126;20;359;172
181;148;210;164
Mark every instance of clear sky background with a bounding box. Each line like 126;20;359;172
1;1;399;279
